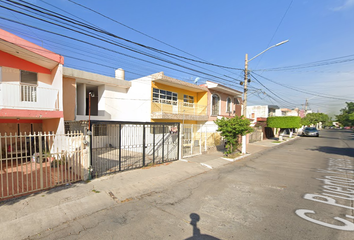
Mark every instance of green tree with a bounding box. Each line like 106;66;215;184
267;116;301;136
301;113;329;126
336;102;354;127
267;116;302;129
215;116;253;156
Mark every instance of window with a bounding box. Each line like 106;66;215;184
226;97;231;113
153;88;177;105
20;70;37;102
21;70;37;85
183;95;194;107
211;94;220;116
234;98;240;104
93;124;107;136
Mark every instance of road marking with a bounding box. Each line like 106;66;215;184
296;158;354;231
200;163;212;169
179;159;188;162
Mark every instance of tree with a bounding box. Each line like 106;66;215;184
267;116;301;129
267;116;301;136
214;116;253;156
336;102;354;127
301;113;329;127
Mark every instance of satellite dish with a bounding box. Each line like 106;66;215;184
194;77;200;84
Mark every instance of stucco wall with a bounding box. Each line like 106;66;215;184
247;105;269;120
207;90;241;121
63;77;76;121
104;78;152;122
152;82;207;106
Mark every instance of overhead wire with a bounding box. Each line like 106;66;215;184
11;0;243;71
252;72;353;101
250;73;298;106
0;1;247;88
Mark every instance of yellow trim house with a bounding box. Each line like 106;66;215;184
149;72;208;124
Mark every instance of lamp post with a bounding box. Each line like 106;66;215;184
242;40;289;154
88;91;95;131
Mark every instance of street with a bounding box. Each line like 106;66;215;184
27;129;354;239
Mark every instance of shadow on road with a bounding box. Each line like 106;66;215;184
185;213;221;240
309;146;354;158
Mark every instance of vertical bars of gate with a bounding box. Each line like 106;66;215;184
89;121;180;178
0;131;84;200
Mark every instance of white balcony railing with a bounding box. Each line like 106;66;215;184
151;101;208;120
0;83;59;111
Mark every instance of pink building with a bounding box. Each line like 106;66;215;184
0;28;65;135
200;81;243;129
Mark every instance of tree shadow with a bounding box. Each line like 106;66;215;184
308;146;354;158
185;213;221;240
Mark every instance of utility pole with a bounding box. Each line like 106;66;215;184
240;40;289;154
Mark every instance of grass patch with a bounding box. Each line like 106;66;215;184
92;189;100;193
272;140;282;143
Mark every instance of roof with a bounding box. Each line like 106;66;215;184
204;81;242;97
151;72;207;93
0;28;64;69
63;67;131;88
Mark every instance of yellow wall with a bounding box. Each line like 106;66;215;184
152;82;207;105
63;77;76;121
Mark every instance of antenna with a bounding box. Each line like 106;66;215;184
194;77;200;84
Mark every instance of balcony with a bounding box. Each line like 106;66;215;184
0;83;59;111
151;101;208;121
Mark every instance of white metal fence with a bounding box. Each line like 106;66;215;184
0;131;87;200
181;124;224;158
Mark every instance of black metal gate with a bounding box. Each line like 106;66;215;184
90;121;179;178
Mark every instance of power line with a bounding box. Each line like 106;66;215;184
9;0;244;71
252;72;353;101
255;54;354;72
0;1;248;87
250;73;297;106
255;0;293;69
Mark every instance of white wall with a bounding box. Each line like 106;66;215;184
246;105;269;119
104;77;152;122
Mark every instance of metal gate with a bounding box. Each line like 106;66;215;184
0;131;85;200
90;121;179;178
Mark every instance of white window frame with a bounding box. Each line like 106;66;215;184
20;70;38;102
152;88;178;105
183;94;194;107
226;97;232;113
211;94;220;116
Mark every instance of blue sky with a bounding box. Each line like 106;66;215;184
1;0;354;116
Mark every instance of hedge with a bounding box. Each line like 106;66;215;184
267;116;301;129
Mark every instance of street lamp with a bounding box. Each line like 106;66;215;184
88;91;95;131
242;40;289;154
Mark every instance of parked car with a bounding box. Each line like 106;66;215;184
302;127;319;137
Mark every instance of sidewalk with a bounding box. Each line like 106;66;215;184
0;136;298;240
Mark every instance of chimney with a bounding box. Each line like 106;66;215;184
115;68;125;80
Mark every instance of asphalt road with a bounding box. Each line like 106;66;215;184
28;129;354;240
